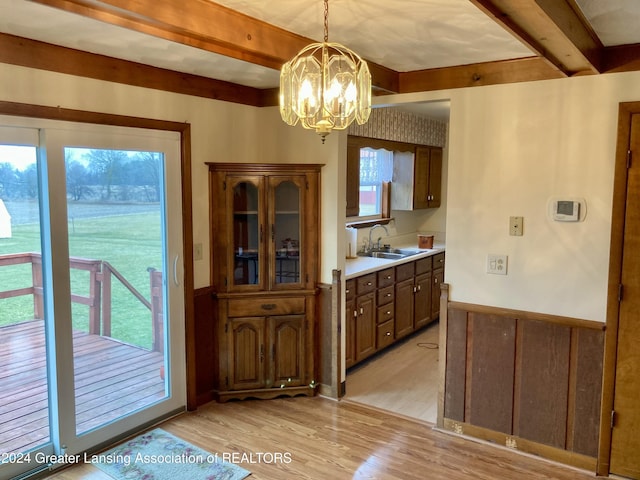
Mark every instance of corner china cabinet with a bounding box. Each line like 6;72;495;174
207;163;321;402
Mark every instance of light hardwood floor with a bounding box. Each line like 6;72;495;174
346;322;440;423
44;395;598;480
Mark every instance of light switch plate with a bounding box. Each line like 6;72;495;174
510;216;523;236
487;254;508;275
194;242;203;261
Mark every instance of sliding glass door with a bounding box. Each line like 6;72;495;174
0;127;56;477
0;118;185;479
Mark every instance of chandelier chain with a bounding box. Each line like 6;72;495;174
323;0;329;42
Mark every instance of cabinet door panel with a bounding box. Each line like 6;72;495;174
270;315;305;388
345;297;356;369
428;147;443;208
269;176;305;290
355;292;376;361
432;268;444;319
226;175;265;291
228;317;265;390
414;272;432;330
414;146;430;209
395;278;415;338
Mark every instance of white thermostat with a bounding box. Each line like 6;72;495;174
548;197;586;222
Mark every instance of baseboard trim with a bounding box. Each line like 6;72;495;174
441;418;597;472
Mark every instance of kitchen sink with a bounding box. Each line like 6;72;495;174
358;248;422;260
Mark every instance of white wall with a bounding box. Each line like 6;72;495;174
385;71;640;322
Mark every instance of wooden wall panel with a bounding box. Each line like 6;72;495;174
515;320;571;448
445;308;468;421
194;286;217;406
442;299;605;469
466;313;516;434
572;328;604;457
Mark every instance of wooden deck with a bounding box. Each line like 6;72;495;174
0;320;165;455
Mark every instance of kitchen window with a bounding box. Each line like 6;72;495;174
346;136;415;225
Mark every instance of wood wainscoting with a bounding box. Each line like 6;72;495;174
193;286;217;406
437;284;605;471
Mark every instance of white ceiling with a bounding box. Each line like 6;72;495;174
1;0;640;119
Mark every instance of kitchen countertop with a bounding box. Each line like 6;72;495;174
345;243;445;279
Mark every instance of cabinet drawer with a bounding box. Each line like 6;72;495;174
396;262;415;282
346;279;356;301
377;268;395;288
356;273;377;295
377;285;394;306
433;252;445;268
416;256;432;275
377;303;394;324
227;297;305;317
377;320;395;350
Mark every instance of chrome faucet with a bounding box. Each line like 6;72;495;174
368;224;389;251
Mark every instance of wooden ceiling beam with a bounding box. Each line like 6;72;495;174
28;0;399;93
469;0;603;76
602;44;640;74
0;32;264;106
399;57;564;94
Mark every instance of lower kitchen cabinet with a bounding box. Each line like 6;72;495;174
347;252;445;369
215;294;316;402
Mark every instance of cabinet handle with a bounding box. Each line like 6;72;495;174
346;289;350;294
413;286;417;293
435;278;439;284
385;275;392;280
359;307;363;315
260;345;264;362
353;310;358;317
366;281;372;286
386;293;391;297
271;223;275;241
386;311;391;315
261;303;277;310
385;331;391;336
417;285;421;292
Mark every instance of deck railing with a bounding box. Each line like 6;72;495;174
0;252;164;352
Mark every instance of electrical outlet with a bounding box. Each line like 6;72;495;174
510;216;523;236
487;254;508;275
194;243;203;261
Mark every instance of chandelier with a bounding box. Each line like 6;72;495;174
279;0;371;143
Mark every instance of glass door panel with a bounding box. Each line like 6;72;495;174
63;147;168;435
0;137;55;478
271;177;302;287
231;179;261;287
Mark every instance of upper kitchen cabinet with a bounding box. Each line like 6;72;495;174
207;163;321;293
346;136;443;218
392;145;442;210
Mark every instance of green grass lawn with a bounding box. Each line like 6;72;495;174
0;211;162;350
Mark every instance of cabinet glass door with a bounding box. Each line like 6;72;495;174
270;177;303;288
231;178;261;287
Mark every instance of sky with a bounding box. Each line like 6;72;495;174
0;145;37;171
